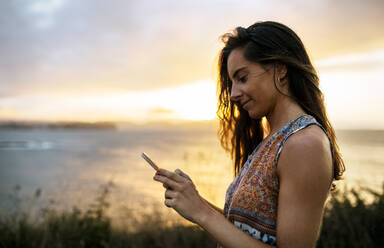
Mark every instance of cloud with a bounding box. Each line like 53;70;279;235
0;0;383;98
316;49;384;129
315;49;384;71
0;0;138;96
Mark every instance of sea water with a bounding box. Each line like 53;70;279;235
0;126;383;222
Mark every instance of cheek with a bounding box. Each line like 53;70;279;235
250;84;272;103
248;84;276;115
259;80;277;102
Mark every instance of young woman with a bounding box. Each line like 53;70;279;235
153;21;345;248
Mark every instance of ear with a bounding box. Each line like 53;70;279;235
274;63;287;82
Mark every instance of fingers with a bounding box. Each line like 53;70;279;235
165;189;178;199
156;168;186;183
175;168;192;181
153;173;180;190
164;189;178;208
164;198;174;208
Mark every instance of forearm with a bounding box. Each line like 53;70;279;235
197;206;276;248
203;198;223;214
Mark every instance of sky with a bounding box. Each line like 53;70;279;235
0;0;383;129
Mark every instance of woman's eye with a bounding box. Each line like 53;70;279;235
239;76;247;83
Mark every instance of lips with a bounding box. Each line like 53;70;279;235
241;100;251;109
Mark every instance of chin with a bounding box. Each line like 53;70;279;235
248;111;262;120
247;111;263;120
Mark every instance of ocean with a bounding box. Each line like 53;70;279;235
0;126;383;222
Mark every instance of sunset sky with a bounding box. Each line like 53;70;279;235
1;0;383;129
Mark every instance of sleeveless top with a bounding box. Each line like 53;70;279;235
217;114;331;247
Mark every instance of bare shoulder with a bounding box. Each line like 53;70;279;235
279;124;332;163
283;124;330;154
277;124;333;190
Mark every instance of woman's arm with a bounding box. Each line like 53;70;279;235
197;204;275;247
275;125;333;248
203;198;223;214
153;124;332;247
176;169;224;214
154;170;272;247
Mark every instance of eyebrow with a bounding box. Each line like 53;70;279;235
230;66;247;81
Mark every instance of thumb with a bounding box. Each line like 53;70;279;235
175;168;192;182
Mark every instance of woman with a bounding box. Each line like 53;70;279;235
153;21;345;248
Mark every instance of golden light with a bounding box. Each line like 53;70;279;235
315;49;384;129
0;80;218;123
154;80;217;121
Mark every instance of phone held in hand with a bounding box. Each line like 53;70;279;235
141;152;159;171
141;152;193;181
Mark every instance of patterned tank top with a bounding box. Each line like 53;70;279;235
218;114;331;246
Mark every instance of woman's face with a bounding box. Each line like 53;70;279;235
227;47;280;119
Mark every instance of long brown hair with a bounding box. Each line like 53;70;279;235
216;21;345;186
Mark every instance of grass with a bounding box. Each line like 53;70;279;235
0;182;383;248
317;185;384;248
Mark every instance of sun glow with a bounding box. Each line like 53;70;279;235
155;81;218;121
0;80;218;123
1;49;384;128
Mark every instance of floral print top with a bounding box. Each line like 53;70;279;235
217;114;330;246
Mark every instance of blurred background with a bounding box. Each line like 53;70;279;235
0;0;383;247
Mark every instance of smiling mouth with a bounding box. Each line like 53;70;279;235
242;100;251;109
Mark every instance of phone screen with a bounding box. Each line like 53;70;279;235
141;152;159;171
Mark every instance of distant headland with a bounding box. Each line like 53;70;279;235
0;121;117;130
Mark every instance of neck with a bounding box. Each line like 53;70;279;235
265;96;306;135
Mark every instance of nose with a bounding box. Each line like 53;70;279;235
230;83;242;103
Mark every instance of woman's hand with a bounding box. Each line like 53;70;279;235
153;168;210;224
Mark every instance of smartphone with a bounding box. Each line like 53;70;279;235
141;152;159;171
141;152;192;181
